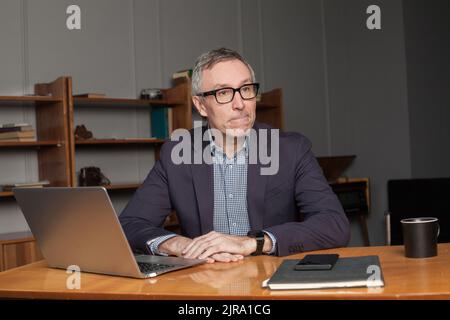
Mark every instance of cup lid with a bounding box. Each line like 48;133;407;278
401;217;438;224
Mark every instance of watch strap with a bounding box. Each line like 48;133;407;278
247;230;265;256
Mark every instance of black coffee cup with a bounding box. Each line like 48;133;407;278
401;217;440;258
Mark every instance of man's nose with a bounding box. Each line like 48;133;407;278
231;91;245;110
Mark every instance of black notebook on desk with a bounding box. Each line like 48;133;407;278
267;255;384;290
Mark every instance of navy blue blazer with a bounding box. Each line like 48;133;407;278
120;122;350;256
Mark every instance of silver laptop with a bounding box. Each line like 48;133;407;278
13;187;205;278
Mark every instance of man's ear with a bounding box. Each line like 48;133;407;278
192;96;208;118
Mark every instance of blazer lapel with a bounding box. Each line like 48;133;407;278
247;124;268;230
191;126;214;234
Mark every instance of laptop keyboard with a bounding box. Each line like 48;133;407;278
138;262;178;274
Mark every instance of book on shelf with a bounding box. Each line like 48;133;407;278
74;93;106;98
167;108;173;136
266;255;384;290
24;93;52;97
0;180;50;192
0;123;32;129
151;108;170;139
172;69;192;80
0;130;36;140
0;125;33;133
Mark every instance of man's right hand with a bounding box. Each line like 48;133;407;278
158;235;192;256
158;236;244;263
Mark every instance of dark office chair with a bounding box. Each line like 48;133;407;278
331;179;371;246
387;178;450;245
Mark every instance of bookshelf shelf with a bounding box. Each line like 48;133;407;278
0;96;63;103
0;140;62;148
75;138;165;146
0;191;14;198
73;97;184;107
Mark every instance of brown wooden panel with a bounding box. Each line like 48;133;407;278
37;146;71;186
34;77;72;187
256;108;282;129
2;240;43;271
66;77;77;187
256;88;283;129
0;245;3;271
166;80;192;131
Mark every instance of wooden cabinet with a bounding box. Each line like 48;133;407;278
0;232;43;272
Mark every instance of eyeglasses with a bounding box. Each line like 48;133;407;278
197;83;259;104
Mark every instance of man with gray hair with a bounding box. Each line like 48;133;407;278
120;47;350;262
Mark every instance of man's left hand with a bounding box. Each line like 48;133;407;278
182;231;258;259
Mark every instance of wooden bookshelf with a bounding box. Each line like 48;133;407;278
0;77;72;271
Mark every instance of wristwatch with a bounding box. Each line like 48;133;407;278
247;230;265;256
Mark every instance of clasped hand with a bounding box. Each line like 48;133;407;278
159;231;257;263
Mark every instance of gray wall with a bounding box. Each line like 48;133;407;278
1;0;445;247
323;0;412;245
403;0;450;179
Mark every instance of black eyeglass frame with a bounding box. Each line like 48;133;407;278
196;83;260;104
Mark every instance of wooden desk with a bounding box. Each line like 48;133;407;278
0;244;449;300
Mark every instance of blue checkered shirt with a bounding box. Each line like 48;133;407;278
147;133;277;255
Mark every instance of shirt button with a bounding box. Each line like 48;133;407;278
233;223;237;227
228;193;233;199
229;165;233;169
